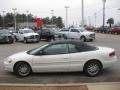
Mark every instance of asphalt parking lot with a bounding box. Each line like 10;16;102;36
0;33;120;84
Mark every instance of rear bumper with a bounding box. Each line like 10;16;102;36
102;56;118;69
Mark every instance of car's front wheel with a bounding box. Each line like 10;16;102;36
14;62;31;77
80;36;86;42
83;61;102;77
24;38;27;43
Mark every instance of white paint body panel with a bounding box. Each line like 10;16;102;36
4;46;118;73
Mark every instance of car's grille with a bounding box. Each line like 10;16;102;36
90;34;95;37
30;35;39;39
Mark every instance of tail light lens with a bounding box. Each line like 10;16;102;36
109;51;115;57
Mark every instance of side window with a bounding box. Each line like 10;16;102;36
69;44;79;53
43;44;68;55
71;29;75;32
69;43;96;53
60;29;69;32
19;30;23;34
71;29;79;33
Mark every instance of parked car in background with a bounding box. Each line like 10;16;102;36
14;28;40;43
36;28;55;41
0;30;14;43
57;27;95;42
96;26;111;33
111;27;120;34
4;40;117;77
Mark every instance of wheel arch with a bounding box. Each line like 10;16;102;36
13;61;32;72
83;59;103;71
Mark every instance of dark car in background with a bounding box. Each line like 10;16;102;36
95;26;111;33
0;30;14;43
36;28;55;41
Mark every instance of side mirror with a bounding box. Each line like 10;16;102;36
39;51;43;55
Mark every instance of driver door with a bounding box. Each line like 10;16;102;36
32;44;70;72
69;29;80;39
17;30;24;41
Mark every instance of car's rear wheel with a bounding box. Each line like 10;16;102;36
83;61;102;77
14;62;31;77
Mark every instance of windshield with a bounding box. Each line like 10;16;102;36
78;28;87;32
0;30;10;35
27;44;49;55
23;30;34;33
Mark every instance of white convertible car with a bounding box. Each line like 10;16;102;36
4;40;117;77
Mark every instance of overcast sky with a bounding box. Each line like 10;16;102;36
0;0;120;27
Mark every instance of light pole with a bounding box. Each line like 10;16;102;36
65;6;69;28
88;16;91;27
102;0;106;29
12;8;17;31
26;10;29;27
81;0;84;27
51;10;54;27
2;11;5;29
94;13;96;27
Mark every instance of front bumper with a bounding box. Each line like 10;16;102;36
4;61;14;72
26;38;39;42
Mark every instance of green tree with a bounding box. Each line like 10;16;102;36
42;17;51;24
4;13;14;27
56;16;64;28
0;15;2;27
107;18;114;28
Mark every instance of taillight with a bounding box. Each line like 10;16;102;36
109;51;115;57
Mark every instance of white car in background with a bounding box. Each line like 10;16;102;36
14;28;40;43
58;27;95;42
4;40;117;77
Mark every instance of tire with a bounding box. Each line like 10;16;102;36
83;61;102;77
8;38;13;44
10;39;14;44
89;39;93;42
36;39;39;43
63;34;67;39
80;36;86;42
15;36;18;42
14;62;31;77
24;38;27;43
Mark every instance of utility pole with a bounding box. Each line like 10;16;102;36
94;13;96;27
88;16;91;27
12;8;17;31
65;6;69;28
51;9;54;27
82;0;84;27
2;11;5;29
102;0;106;29
26;10;29;27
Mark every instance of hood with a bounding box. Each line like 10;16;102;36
23;33;39;37
80;31;95;35
8;51;33;61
